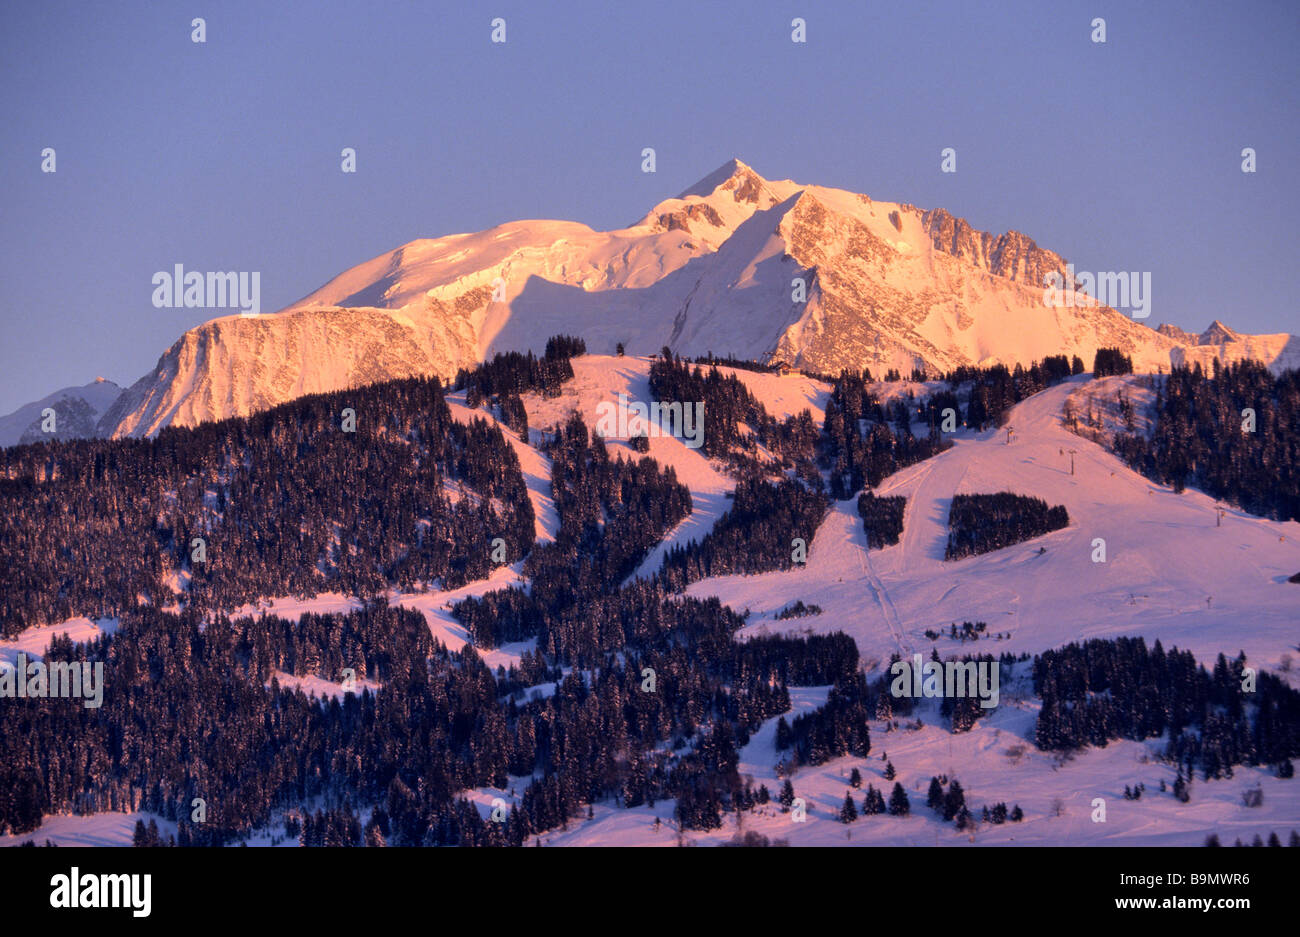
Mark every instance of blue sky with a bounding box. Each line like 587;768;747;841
1;0;1296;413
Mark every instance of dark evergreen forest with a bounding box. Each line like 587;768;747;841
1034;638;1300;779
647;352;820;483
0;377;535;637
1111;361;1300;522
857;492;906;548
945;492;1070;560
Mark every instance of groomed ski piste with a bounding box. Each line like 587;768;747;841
4;356;1297;846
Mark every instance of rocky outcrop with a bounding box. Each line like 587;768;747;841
922;207;1073;289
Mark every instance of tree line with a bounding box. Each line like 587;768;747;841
1112;361;1300;522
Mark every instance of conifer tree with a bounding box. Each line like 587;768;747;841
942;779;965;822
888;782;910;816
862;785;884;816
927;777;944;812
779;779;795;812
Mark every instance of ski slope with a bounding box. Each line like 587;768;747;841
690;376;1299;680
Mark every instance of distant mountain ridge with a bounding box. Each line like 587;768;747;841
5;159;1295;440
1158;319;1300;374
0;378;122;448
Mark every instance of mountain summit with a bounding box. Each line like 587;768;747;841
86;160;1294;438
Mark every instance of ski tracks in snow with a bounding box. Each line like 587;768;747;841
857;543;912;658
842;497;913;658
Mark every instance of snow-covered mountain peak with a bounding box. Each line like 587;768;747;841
1200;319;1241;344
634;159;788;250
42;159;1293;441
676;157;768;200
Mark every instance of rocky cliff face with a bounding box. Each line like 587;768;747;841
1157;323;1197;344
99;307;479;438
921;207;1074;289
759;189;1178;378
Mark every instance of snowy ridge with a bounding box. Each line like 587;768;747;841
0;378;121;447
1165;320;1300;375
